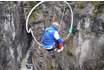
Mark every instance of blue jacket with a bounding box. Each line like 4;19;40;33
42;25;64;49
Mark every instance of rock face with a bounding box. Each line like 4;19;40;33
73;14;104;70
28;2;104;70
0;1;104;70
72;3;104;70
0;2;32;70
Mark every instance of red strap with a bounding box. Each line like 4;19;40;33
57;43;63;49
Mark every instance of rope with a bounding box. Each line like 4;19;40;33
26;1;43;46
58;2;73;39
64;2;73;39
58;4;66;32
26;1;73;46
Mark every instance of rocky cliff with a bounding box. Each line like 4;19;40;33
0;2;32;70
0;1;104;70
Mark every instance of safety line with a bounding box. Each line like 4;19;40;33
58;4;66;33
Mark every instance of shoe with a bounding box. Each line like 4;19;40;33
57;46;64;52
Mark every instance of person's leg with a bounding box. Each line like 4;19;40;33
46;46;56;51
45;41;59;51
54;41;59;48
46;42;59;51
46;48;54;51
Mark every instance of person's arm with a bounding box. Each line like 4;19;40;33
54;31;64;43
54;31;64;51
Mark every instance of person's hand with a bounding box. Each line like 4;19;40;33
63;37;68;41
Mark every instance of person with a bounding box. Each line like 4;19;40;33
42;22;65;52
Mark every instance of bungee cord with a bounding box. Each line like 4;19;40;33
26;1;73;46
